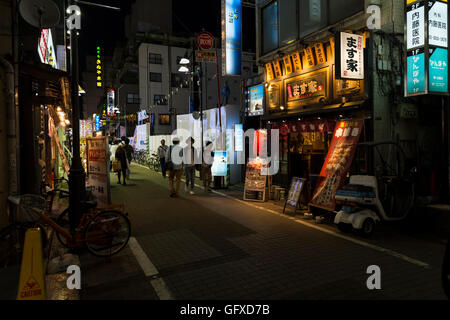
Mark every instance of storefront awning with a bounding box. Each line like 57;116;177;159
261;100;367;121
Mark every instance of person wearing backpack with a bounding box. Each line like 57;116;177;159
166;137;183;197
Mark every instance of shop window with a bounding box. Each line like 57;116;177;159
158;114;171;125
299;0;328;39
328;0;364;25
279;0;298;46
261;1;279;55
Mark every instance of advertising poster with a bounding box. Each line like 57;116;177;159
248;84;264;116
212;151;228;177
86;174;108;206
309;119;364;211
234;124;244;152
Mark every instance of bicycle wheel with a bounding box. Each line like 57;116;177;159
84;210;130;257
55;209;71;247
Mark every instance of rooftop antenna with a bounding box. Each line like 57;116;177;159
19;0;60;29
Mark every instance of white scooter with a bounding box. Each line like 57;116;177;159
334;142;415;236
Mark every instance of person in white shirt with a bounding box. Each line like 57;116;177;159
157;139;168;178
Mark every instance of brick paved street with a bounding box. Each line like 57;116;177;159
79;163;448;300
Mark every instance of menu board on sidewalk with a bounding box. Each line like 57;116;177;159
283;177;306;213
309;119;364;211
86;137;110;206
244;158;268;202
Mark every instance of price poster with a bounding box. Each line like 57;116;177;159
309;120;364;211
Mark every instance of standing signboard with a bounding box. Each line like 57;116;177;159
309;120;364;211
243;158;268;202
405;0;449;96
283;177;307;213
86;137;110;206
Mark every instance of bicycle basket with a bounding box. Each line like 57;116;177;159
10;194;46;223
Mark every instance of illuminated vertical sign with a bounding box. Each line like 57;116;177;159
266;62;274;81
335;32;364;80
405;0;449;96
106;88;115;117
303;46;315;68
283;56;293;74
222;0;242;76
291;52;302;72
38;29;58;69
314;43;327;64
273;60;282;78
96;46;103;88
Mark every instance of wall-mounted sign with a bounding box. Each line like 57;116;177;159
222;0;242;76
314;43;327;64
303;46;315;68
407;49;426;95
283;56;293;74
284;68;329;108
406;2;425;50
38;29;57;69
248;84;264;116
291;52;302;72
336;32;364;80
106;88;115;117
428;1;447;48
405;0;449;96
429;47;448;92
96;46;102;88
267;82;281;111
266;62;274;81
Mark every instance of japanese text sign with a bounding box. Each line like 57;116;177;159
310;119;364;211
336;32;364;80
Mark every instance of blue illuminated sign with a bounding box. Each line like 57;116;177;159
248;84;264;116
222;0;241;76
212;151;228;177
429;48;448;93
95;115;101;131
407;50;425;95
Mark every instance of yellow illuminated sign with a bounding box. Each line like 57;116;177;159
96;46;102;88
314;43;326;65
266;63;275;81
291;52;302;72
303;46;315;68
273;60;283;78
283;56;293;75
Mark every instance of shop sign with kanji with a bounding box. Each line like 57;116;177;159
336;32;364;80
284;68;328;108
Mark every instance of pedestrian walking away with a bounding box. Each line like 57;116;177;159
166;137;183;197
202;140;214;192
115;142;129;185
123;138;134;179
184;137;197;195
158;139;168;178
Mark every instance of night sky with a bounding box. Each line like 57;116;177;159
78;0;224;72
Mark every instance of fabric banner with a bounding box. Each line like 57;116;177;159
309;119;364;211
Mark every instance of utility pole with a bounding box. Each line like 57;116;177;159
68;0;85;232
